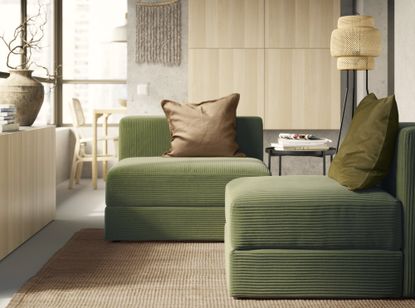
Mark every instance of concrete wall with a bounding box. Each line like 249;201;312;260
127;0;188;115
395;0;415;121
356;0;389;103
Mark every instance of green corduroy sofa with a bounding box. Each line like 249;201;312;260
105;116;270;241
225;123;415;299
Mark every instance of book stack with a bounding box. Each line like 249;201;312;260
271;133;331;151
0;104;19;133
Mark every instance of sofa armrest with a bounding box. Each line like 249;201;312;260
396;125;415;297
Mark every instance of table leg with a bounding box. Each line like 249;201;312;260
279;156;282;176
267;153;272;173
92;113;98;189
323;155;326;175
103;114;109;181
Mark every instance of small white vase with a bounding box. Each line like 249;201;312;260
0;70;44;126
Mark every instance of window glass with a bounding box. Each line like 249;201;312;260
27;0;54;78
0;1;21;71
62;83;127;124
28;0;55;125
35;83;55;125
62;0;127;80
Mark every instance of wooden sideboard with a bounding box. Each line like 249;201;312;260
0;126;56;260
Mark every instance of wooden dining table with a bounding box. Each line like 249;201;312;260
92;107;127;189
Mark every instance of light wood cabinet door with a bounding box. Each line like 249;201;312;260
0;127;56;260
189;0;265;48
265;0;340;48
189;49;265;117
265;49;340;129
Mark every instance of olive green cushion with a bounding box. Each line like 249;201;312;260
329;93;399;190
106;157;269;208
225;175;402;250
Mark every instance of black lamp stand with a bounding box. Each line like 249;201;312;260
336;69;370;152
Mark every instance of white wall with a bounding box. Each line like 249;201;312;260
56;128;72;184
395;0;415;121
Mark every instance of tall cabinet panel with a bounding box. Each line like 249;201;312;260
188;0;340;129
264;0;340;129
189;0;265;48
265;0;340;48
188;49;265;117
265;49;340;129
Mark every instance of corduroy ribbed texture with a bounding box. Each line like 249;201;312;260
118;116;171;159
105;207;225;241
225;175;402;250
395;126;415;297
226;245;403;298
106;157;269;208
118;116;264;161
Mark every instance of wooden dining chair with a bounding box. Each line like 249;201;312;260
68;98;118;189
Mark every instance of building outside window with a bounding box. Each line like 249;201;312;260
0;1;21;72
0;0;127;126
62;0;127;125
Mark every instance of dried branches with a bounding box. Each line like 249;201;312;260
0;1;48;70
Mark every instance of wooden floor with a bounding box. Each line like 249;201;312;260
0;180;106;308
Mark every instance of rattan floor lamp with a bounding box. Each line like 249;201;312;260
330;15;381;151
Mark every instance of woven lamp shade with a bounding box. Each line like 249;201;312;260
330;15;381;70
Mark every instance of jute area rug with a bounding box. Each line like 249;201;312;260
8;229;415;308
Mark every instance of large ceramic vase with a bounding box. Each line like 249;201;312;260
0;70;44;126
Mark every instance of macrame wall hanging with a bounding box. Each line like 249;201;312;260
136;0;181;66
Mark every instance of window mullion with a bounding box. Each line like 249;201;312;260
21;0;27;67
54;0;63;126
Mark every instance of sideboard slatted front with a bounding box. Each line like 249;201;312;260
0;126;56;260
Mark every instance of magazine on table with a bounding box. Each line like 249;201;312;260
271;133;332;151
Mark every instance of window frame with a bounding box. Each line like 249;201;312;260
0;0;127;127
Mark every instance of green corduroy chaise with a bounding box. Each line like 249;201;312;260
105;116;270;241
225;124;415;299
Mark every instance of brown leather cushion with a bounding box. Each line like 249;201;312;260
161;94;244;157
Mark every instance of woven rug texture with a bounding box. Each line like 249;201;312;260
7;229;415;308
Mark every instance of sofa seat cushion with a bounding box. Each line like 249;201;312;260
225;175;402;251
106;157;269;208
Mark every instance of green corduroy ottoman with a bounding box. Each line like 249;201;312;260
225;175;403;299
106;156;270;241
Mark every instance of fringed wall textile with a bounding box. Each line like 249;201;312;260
136;0;181;66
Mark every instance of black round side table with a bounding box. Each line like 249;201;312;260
265;147;337;176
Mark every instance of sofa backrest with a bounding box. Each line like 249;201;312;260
118;116;264;161
382;123;415;297
383;123;415;194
